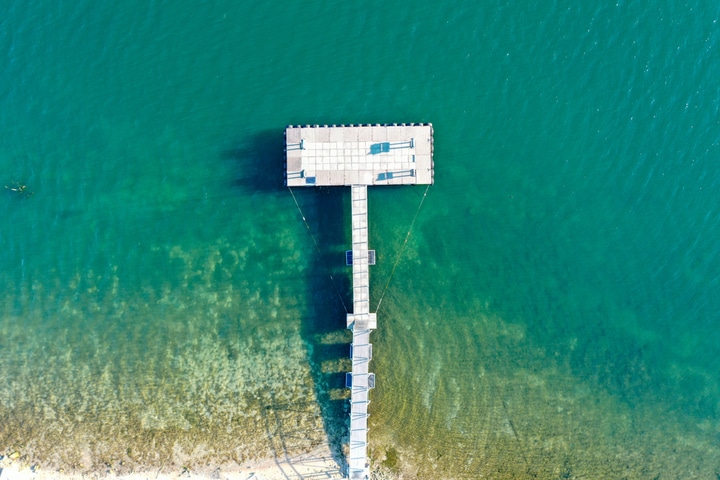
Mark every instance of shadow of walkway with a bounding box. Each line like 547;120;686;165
283;186;351;472
225;130;352;476
258;396;346;479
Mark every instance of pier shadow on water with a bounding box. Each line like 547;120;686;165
226;130;352;473
285;185;352;471
223;129;286;193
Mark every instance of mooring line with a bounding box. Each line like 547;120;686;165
288;187;349;313
374;184;431;314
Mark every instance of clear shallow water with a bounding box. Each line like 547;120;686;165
1;1;719;478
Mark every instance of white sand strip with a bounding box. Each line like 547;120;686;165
0;444;346;480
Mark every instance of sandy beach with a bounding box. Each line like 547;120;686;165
0;444;347;480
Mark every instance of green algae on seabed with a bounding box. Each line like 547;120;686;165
366;294;720;479
0;236;341;475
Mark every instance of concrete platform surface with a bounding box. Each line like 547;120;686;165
285;124;433;187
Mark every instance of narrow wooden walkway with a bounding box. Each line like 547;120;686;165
347;186;376;331
347;185;375;480
348;329;373;480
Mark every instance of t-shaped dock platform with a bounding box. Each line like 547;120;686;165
285;123;434;479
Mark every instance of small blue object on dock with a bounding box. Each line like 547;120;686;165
370;142;391;155
346;250;376;266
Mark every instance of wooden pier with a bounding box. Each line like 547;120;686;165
285;124;434;479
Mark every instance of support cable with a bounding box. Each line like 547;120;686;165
288;187;349;313
374;184;431;314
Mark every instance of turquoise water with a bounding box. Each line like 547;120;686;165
1;1;719;478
